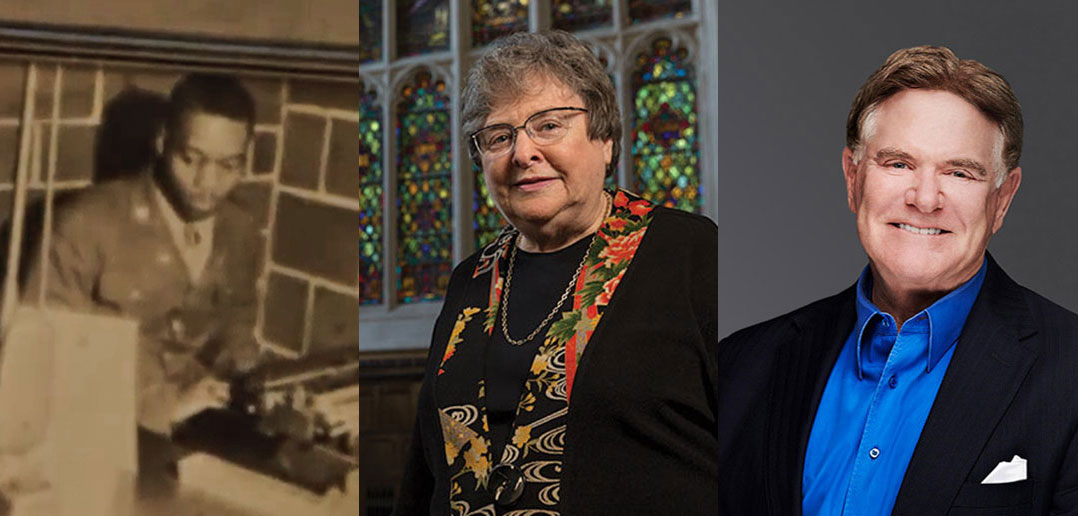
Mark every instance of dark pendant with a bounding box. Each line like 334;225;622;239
489;463;525;506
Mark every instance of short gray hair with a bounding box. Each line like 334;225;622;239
461;30;620;176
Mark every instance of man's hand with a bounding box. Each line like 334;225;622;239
171;376;230;424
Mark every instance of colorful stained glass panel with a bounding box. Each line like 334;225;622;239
360;1;382;63
473;164;507;250
397;71;453;303
360;81;383;305
552;0;613;32
397;0;450;57
628;0;691;24
473;0;529;47
631;38;700;212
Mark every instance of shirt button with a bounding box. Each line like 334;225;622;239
869;447;881;460
888;375;898;389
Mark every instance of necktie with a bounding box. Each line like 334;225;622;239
184;224;201;247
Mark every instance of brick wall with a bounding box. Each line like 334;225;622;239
259;77;360;356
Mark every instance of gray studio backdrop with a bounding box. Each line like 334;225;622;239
717;1;1078;338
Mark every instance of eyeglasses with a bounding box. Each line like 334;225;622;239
470;107;588;159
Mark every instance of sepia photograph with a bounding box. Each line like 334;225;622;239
0;1;361;515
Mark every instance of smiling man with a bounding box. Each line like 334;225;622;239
23;73;262;437
717;46;1078;515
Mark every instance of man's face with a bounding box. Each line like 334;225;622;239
843;89;1022;294
160;111;249;219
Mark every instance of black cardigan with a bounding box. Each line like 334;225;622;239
393;207;718;515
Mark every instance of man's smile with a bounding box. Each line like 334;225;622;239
889;222;949;236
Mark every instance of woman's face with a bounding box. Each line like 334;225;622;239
479;76;612;245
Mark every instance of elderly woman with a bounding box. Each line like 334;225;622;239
394;30;717;516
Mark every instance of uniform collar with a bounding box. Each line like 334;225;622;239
150;180;215;239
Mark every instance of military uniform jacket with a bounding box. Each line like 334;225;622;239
24;172;261;435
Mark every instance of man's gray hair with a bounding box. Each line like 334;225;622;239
461;30;621;177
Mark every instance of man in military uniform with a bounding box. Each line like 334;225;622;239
24;73;262;435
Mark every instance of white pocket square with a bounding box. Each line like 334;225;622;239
981;455;1027;484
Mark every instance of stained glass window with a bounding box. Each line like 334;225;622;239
396;70;452;303
628;0;691;24
631;38;699;212
397;0;450;57
473;164;506;249
552;0;613;32
360;1;382;63
360;81;383;305
473;0;529;47
594;51;618;192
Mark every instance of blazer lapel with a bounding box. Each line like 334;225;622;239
768;288;857;516
892;258;1038;516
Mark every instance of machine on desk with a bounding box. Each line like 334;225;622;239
171;347;359;515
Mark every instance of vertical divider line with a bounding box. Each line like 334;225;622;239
302;281;316;355
255;80;288;349
1;63;38;330
37;65;64;308
318;110;332;193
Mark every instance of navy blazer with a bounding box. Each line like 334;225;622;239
717;255;1078;515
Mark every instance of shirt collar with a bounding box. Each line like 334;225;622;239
151;182;215;237
852;257;988;379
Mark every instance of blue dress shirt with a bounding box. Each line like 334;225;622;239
802;259;987;516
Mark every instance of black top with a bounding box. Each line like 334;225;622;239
485;234;592;462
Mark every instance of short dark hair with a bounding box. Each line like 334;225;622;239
847;45;1023;180
166;73;256;138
